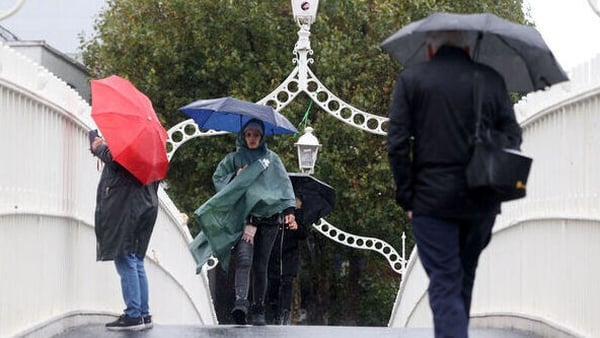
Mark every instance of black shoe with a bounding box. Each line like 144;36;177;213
280;309;291;325
143;315;153;330
105;314;144;331
251;304;266;326
231;299;248;325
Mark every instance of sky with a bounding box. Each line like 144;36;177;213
524;0;600;71
1;0;600;71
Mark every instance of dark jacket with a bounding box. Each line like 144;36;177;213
268;209;309;278
92;143;159;261
387;46;522;218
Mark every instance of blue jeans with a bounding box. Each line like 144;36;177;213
412;213;496;338
114;253;149;318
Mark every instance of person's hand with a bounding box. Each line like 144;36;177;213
285;214;297;230
407;211;413;220
241;224;257;244
91;137;103;151
236;164;248;176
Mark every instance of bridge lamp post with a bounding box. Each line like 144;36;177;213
295;127;321;174
291;0;319;26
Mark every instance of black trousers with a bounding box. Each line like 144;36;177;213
233;221;279;306
412;213;496;338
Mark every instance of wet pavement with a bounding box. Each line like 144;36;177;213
53;324;542;338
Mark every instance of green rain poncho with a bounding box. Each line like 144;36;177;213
189;120;296;272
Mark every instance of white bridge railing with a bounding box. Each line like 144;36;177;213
0;42;216;338
389;54;600;338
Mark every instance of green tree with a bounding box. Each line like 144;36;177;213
82;0;526;325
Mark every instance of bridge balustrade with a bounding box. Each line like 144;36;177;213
0;42;216;338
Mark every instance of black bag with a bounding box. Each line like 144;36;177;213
466;73;532;202
466;140;532;202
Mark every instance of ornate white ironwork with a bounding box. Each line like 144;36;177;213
166;7;404;274
256;23;388;135
166;119;229;161
203;221;407;275
313;218;407;274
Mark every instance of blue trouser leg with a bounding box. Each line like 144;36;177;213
412;214;495;338
114;253;142;318
135;255;150;317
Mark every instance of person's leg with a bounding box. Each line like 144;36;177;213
412;216;466;338
134;255;153;329
459;212;496;321
107;254;144;331
135;255;150;316
279;274;295;325
114;253;142;318
232;239;253;324
252;224;279;305
266;230;282;324
266;276;281;324
279;274;294;312
250;223;279;325
234;239;254;301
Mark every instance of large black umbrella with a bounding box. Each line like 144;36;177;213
380;12;569;92
288;173;335;226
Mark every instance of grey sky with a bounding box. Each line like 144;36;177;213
1;0;599;70
1;0;106;53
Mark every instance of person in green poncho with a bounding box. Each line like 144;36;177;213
190;118;297;326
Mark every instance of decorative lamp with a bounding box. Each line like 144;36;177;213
291;0;319;25
295;126;321;174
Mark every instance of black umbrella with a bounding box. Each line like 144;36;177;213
288;173;335;226
380;12;569;92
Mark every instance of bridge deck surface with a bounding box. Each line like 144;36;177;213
54;324;541;338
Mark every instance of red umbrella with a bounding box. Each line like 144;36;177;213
91;75;168;184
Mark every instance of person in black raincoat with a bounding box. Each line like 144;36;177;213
90;132;160;331
266;198;308;325
387;31;521;337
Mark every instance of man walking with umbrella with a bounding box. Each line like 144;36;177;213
386;30;522;337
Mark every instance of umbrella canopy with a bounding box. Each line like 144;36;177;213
179;96;298;136
91;75;168;185
288;173;335;226
380;12;569;92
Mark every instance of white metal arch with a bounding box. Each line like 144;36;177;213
166;21;405;274
0;0;25;20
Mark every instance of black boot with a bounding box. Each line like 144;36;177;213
251;304;266;326
267;302;279;324
231;299;249;325
279;309;290;325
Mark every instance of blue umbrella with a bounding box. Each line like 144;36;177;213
179;96;298;136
